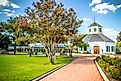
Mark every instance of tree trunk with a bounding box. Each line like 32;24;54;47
28;48;32;57
77;48;78;53
69;49;72;57
14;42;16;55
49;54;54;64
45;54;48;57
35;52;37;55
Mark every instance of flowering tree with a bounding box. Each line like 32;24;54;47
22;0;83;64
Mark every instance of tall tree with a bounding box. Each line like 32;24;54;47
72;34;87;53
117;32;121;42
73;34;86;47
1;17;26;55
116;32;121;47
116;32;121;52
0;33;11;50
67;34;86;56
20;0;83;64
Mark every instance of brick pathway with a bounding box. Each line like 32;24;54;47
40;56;103;81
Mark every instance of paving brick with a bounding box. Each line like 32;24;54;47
41;56;103;81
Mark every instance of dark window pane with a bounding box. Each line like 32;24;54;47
99;28;102;32
94;28;96;32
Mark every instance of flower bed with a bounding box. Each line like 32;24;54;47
96;55;121;81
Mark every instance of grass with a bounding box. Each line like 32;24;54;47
0;55;75;81
0;51;45;55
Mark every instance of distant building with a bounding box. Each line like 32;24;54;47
82;21;115;54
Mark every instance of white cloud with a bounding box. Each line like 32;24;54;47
98;9;108;14
92;3;117;14
3;9;11;12
3;12;13;16
89;0;102;6
10;3;20;8
82;18;91;29
103;28;118;42
108;4;117;12
117;4;121;8
2;9;15;16
0;0;20;16
11;10;15;13
0;0;20;8
0;0;9;6
83;18;91;22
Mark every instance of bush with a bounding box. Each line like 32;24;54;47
0;51;9;54
82;51;91;54
96;56;101;61
116;52;121;54
102;55;111;63
97;55;121;80
114;60;121;68
109;68;121;80
111;57;121;68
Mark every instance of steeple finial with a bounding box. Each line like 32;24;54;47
94;17;95;22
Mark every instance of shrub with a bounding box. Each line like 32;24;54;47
102;55;111;63
109;68;121;80
82;51;91;54
0;51;9;54
116;52;121;54
111;57;121;68
114;61;121;68
96;56;101;61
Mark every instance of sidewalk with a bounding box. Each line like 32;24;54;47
40;56;103;81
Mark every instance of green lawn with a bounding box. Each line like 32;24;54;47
0;55;75;81
0;51;43;55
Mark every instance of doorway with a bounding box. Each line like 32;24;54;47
93;46;100;54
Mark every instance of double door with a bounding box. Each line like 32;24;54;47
93;46;100;54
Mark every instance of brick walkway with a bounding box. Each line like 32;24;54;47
40;56;103;81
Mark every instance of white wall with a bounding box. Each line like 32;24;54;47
88;42;115;54
104;42;115;54
88;26;102;34
88;42;105;54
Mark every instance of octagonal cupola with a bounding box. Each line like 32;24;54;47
88;20;102;34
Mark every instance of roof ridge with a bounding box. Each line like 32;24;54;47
99;34;115;42
98;34;105;41
88;34;92;42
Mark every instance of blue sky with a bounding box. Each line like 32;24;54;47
0;0;121;41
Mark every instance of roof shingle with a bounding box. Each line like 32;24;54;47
83;34;114;43
89;22;102;27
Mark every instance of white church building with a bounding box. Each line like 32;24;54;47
82;21;115;54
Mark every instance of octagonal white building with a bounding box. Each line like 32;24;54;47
83;21;115;54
